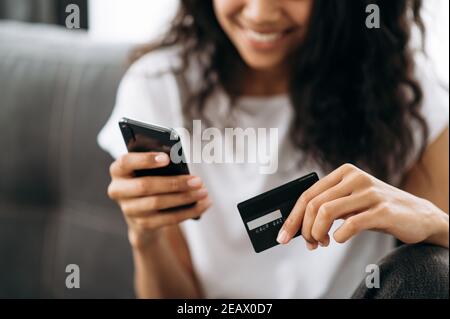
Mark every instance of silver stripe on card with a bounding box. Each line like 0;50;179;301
247;209;282;231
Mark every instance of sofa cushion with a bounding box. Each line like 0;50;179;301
0;21;135;298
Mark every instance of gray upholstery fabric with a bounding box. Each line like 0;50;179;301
352;244;449;299
0;22;135;298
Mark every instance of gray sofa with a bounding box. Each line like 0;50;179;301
0;22;135;298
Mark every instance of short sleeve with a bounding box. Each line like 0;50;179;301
417;57;449;145
402;56;449;177
97;48;184;160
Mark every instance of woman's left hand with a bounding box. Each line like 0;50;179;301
277;164;449;250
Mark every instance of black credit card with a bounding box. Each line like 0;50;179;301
237;173;319;253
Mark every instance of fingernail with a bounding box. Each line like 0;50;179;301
277;229;289;244
195;188;208;197
318;242;324;247
187;177;202;187
306;242;314;250
155;153;169;163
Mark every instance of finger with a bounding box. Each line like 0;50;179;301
300;163;357;201
306;241;319;250
301;177;354;245
108;175;203;199
134;198;212;229
120;188;209;217
277;194;307;245
311;188;376;244
110;152;170;177
320;235;330;247
278;164;356;246
277;179;341;245
333;209;381;243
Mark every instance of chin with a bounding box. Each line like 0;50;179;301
240;53;286;72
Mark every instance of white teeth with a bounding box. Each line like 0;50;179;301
245;29;283;43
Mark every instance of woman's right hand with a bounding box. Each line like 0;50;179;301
107;152;212;248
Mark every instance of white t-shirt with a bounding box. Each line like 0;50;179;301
98;47;449;298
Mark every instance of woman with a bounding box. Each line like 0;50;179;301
98;0;449;298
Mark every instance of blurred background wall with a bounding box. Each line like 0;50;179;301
88;0;178;44
0;0;88;28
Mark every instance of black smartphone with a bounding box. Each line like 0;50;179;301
118;117;198;214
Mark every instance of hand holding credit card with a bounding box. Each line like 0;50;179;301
237;173;319;253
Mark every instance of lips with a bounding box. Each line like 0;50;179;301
244;29;284;43
236;20;295;50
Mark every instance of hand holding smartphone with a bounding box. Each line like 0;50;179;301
119;118;201;216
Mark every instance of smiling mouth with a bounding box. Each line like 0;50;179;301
245;29;284;43
237;23;296;48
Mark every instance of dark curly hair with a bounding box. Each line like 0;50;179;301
132;0;428;181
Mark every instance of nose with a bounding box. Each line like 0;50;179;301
242;0;282;26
